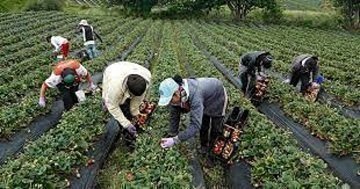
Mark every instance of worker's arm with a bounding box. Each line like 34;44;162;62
76;64;94;86
50;38;60;52
177;95;204;142
94;31;103;43
106;89;132;128
311;64;320;81
39;83;49;98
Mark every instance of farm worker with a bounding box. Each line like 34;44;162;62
38;59;96;110
46;35;70;61
238;51;273;96
77;19;103;59
158;75;228;152
102;62;151;137
288;54;320;93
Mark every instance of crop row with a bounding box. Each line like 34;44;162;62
0;15;112;67
186;21;360;162
0;96;105;188
0;19;146;138
0;13;75;46
0;15;105;57
102;21;192;188
0;18;112;105
0;17;120;83
204;22;360;105
225;23;360;84
0;12;57;35
0;16;83;66
0;19;151;188
178;20;340;188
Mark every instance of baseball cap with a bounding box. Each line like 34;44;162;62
158;78;179;106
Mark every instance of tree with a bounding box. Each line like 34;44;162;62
321;0;335;11
332;0;360;29
225;0;280;20
163;0;223;15
112;0;158;16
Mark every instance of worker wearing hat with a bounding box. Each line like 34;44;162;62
289;54;320;93
158;75;228;153
38;59;96;110
102;62;151;137
238;51;273;96
77;19;103;59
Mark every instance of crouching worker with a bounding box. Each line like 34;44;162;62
39;59;96;110
46;35;70;61
289;54;320;94
102;62;152;138
238;51;273;96
158;75;228;154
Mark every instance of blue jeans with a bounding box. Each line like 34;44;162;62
85;44;98;59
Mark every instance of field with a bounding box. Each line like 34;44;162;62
0;12;359;188
281;0;322;11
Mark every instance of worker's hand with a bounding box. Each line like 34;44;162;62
88;82;97;91
38;96;46;107
160;137;176;149
126;124;137;136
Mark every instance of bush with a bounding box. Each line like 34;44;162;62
24;0;63;11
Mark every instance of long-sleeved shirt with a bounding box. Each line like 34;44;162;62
169;78;228;142
239;51;270;76
102;62;151;128
292;54;319;80
50;36;68;52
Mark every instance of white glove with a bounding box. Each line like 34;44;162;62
283;79;290;84
38;96;46;107
89;82;97;91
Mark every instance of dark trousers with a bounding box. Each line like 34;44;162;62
200;115;224;148
289;71;311;93
57;84;79;111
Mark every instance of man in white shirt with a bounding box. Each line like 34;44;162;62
46;35;70;61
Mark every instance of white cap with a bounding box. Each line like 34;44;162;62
79;20;88;26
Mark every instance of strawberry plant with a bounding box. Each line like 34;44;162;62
0;96;105;188
178;21;340;188
185;20;360;162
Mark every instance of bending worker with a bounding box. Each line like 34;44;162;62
46;35;70;61
102;62;152;137
238;51;273;96
288;54;320;94
158;75;228;154
39;59;96;110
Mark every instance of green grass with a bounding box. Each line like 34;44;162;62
0;0;28;11
281;0;322;11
